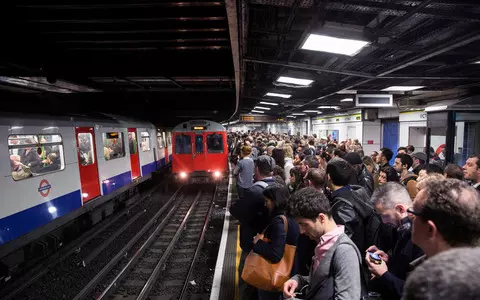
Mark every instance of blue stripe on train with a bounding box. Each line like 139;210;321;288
142;161;156;176
155;157;167;170
102;171;132;195
0;190;82;245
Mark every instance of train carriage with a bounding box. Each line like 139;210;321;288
172;120;228;183
0;112;171;257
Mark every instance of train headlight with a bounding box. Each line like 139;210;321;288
179;172;187;179
213;171;221;178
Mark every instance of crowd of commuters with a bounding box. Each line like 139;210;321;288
228;131;480;300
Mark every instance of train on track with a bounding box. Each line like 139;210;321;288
171;120;228;183
0;112;172;260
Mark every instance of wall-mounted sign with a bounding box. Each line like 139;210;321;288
312;113;362;125
239;114;286;123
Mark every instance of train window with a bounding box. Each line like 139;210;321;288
104;132;125;161
157;133;164;149
175;134;191;154
207;134;224;153
8;134;65;181
195;135;204;154
128;132;138;155
78;133;95;166
141;132;151;152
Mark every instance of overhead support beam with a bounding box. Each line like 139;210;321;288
224;0;241;121
17;2;224;9
283;31;480;114
27;17;226;24
42;28;227;35
55;38;229;44
66;45;230;51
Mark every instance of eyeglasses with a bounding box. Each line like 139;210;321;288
407;207;422;217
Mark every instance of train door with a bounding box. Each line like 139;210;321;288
163;132;169;164
75;127;101;203
128;128;141;179
193;134;206;171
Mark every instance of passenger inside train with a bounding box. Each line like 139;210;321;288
228;130;480;300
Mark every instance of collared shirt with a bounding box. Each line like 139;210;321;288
473;182;480;189
313;225;345;271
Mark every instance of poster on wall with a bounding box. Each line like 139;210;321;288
328;130;339;142
318;130;328;139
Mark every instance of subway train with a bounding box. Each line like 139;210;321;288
0;112;172;252
172;120;228;183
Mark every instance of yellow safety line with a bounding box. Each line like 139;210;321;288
235;224;241;300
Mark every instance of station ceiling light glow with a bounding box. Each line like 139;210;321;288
473;61;480;64
251;110;264;114
318;106;340;110
303;110;320;113
382;86;425;91
292;113;306;115
254;106;271;110
277;76;314;86
286;115;296;118
259;101;279;106
340;98;353;102
424;105;448;112
301;34;370;56
265;92;292;98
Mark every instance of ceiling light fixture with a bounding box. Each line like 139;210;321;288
424;105;448;112
318;106;340;110
254;106;271;110
292;113;306;116
301;34;370;56
251;110;264;114
286;115;296;118
303;110;320;113
276;76;314;86
265;92;292;98
382;86;425;91
259;101;279;106
340;98;353;102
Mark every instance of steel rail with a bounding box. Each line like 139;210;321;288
179;184;218;300
72;185;184;300
136;190;204;300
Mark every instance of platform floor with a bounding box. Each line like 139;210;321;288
210;171;241;300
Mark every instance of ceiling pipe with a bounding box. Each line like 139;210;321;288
224;0;241;122
283;31;480;113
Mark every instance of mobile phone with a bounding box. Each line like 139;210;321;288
368;252;382;265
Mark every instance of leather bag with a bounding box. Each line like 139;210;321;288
241;215;296;292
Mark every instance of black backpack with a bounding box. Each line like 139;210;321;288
334;187;382;250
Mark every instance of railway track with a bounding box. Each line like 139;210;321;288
0;182;180;300
74;184;217;300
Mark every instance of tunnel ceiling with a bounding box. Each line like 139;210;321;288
0;1;236;127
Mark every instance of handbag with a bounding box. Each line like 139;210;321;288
241;215;296;292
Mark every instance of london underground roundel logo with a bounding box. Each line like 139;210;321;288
38;179;52;197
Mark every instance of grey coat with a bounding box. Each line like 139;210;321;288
291;233;364;300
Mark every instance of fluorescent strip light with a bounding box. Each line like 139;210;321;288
318;106;340;110
265;92;292;98
382;86;425;91
286;115;296;118
340;98;353;102
259;101;279;106
424;105;448;112
292;113;306;116
303;110;320;113
251;110;264;114
254;106;271;110
301;34;370;56
473;61;480;64
277;76;314;86
10;126;23;130
317;111;323;114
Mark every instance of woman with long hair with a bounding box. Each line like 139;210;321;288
252;184;300;300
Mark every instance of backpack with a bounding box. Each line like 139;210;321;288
229;180;269;224
333;188;382;251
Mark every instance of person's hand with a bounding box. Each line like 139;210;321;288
282;279;298;298
366;245;389;263
365;252;388;278
253;233;263;244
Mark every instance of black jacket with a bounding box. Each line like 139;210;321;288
330;186;366;253
230;178;276;252
371;218;424;300
357;166;374;197
253;214;300;275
